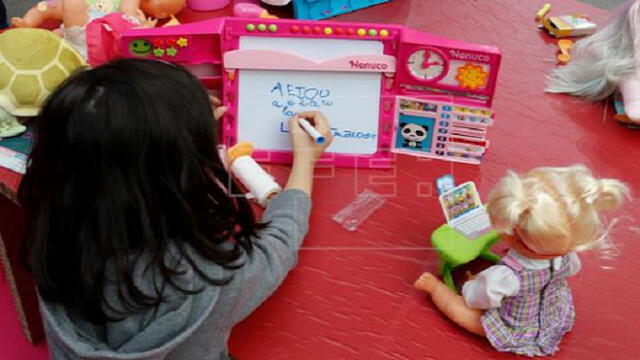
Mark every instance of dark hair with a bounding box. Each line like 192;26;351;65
18;59;260;324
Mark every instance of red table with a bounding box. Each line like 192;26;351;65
2;0;640;359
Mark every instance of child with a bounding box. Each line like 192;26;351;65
0;0;7;29
415;165;628;357
18;59;333;360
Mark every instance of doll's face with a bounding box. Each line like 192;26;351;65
141;0;186;19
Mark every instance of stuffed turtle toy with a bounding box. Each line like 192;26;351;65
0;28;85;118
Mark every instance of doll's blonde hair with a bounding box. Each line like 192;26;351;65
487;165;629;255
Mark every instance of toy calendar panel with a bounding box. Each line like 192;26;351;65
398;38;500;106
404;48;494;90
393;97;493;164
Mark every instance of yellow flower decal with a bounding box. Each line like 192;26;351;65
176;37;189;48
456;63;488;90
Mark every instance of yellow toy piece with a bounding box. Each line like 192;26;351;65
557;39;574;65
227;142;255;165
543;15;596;38
0;29;86;117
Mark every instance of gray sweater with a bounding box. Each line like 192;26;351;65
41;189;311;360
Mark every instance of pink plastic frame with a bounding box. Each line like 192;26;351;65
120;17;501;168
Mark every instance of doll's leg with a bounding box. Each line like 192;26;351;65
11;1;63;28
620;72;640;124
415;272;486;336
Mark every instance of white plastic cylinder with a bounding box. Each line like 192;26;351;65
229;155;281;207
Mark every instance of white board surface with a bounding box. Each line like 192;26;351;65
236;37;384;155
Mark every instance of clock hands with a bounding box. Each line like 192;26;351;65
422;60;443;69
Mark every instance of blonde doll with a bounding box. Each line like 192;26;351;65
415;165;628;357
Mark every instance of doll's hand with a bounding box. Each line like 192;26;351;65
465;271;477;282
134;9;157;28
210;96;227;121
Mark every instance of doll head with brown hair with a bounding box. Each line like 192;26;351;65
487;165;629;259
141;0;185;20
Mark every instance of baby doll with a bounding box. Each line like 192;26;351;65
11;0;141;28
139;0;185;25
415;165;628;357
546;0;640;125
11;0;142;56
11;0;184;63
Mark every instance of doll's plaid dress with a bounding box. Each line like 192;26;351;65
481;254;575;356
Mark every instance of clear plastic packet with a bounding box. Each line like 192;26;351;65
332;189;386;231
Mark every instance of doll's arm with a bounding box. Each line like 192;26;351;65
120;0;141;16
61;0;89;28
567;252;582;277
461;265;520;309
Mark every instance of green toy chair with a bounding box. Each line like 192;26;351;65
430;224;501;291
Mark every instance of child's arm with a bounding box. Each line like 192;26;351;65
216;112;332;326
461;265;520;309
284;112;333;195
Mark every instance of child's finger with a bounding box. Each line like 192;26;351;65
298;111;329;132
288;115;304;133
214;106;227;120
209;95;222;107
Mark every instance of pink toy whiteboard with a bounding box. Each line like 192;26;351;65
119;17;501;168
236;37;384;156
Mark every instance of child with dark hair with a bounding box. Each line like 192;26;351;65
19;58;333;360
0;0;7;29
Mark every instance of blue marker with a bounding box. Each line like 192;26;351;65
298;117;325;144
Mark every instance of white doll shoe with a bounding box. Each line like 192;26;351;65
261;0;292;6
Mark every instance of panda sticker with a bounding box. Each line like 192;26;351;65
400;122;429;149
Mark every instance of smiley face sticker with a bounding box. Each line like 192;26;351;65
129;39;152;57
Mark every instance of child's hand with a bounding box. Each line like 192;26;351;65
288;111;333;164
465;271;477;282
209;95;227;120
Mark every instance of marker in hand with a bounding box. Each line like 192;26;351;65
297;116;326;144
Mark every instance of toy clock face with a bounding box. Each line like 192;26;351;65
406;48;448;82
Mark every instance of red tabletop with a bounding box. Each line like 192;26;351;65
2;1;640;359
